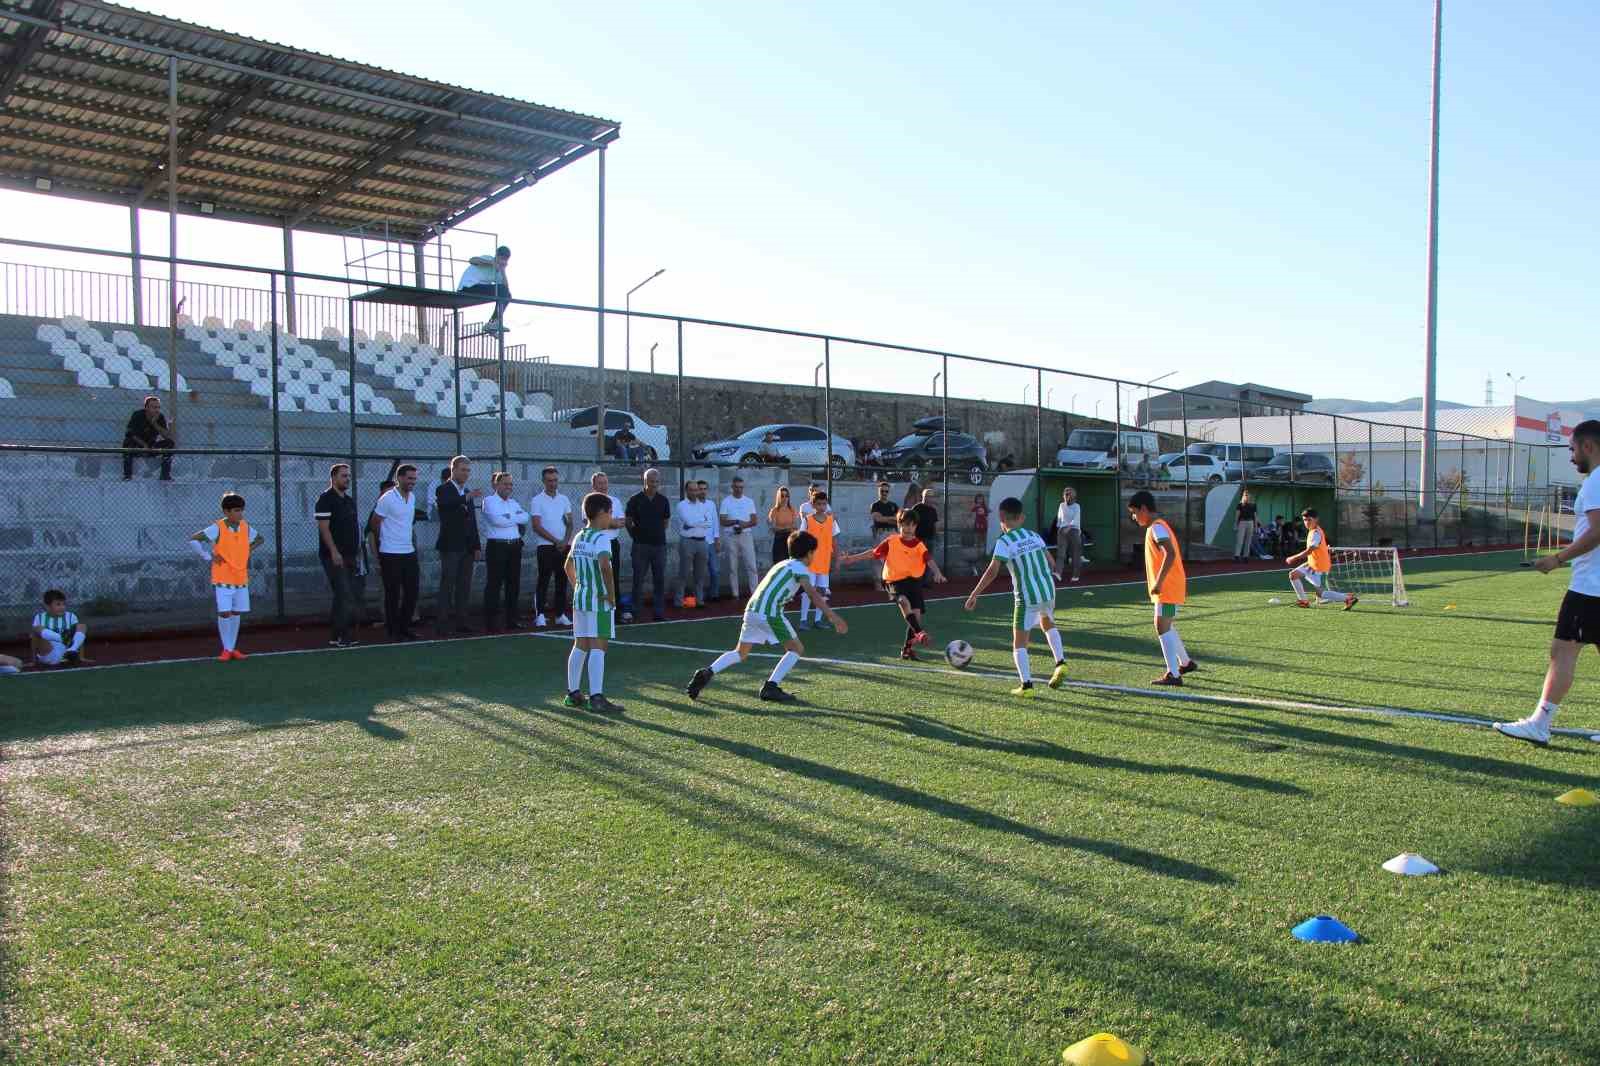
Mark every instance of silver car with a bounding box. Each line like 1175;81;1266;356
693;423;856;475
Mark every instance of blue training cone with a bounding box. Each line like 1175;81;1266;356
1292;915;1359;943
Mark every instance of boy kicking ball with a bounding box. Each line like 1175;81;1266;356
1128;491;1198;686
686;531;848;703
563;493;623;713
189;492;264;661
1285;509;1357;610
840;509;946;660
964;497;1065;696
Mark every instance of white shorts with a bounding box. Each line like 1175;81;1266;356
1013;600;1055;631
35;640;66;665
738;610;796;647
214;586;251;613
1291;565;1325;587
808;573;831;593
573;608;615;640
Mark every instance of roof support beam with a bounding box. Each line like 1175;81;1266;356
135;61;282;202
289;110;454;226
0;0;65;109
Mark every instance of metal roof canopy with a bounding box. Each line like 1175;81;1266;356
0;0;620;239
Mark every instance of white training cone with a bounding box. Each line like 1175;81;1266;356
1382;852;1440;876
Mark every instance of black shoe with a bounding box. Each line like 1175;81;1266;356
686;667;713;700
587;694;624;714
122;474;133;481
1179;659;1199;675
337;638;360;648
563;690;588;709
1152;672;1183;687
64;651;81;665
759;681;796;703
328;639;343;647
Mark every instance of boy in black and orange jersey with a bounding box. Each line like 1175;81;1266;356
1285;509;1357;610
841;509;947;660
1128;490;1198;686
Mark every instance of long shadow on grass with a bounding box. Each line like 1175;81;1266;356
1464;816;1600;889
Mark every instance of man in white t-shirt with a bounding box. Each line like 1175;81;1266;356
458;245;511;334
1496;419;1600;746
719;475;761;599
674;480;716;607
1055;485;1083;583
528;466;574;627
371;464;420;640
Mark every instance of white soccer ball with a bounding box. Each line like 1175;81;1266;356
945;639;974;669
1268;597;1282;605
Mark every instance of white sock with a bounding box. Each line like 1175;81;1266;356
1044;627;1064;663
1171;628;1190;666
710;650;742;675
68;631;85;652
800;597;814;622
1534;700;1558;722
228;616;242;650
40;629;63;645
768;651;799;684
566;647;586;691
1012;648;1031;683
1158;630;1182;676
218;616;236;652
1289;573;1307;600
587;650;605;695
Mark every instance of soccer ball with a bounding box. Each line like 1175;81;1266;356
945;639;974;669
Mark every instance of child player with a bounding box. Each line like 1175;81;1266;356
1285;508;1357;610
30;589;90;667
189;492;264;661
963;497;1065;696
841;508;947;660
798;491;841;630
563;493;623;713
1127;490;1198;685
686;531;848;703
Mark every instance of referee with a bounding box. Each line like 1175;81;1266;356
1496;419;1600;747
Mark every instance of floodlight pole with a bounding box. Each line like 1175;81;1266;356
1419;0;1443;523
282;224;299;334
625;267;665;412
129;207;143;325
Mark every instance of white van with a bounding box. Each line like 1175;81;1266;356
1184;442;1275;480
1056;429;1161;471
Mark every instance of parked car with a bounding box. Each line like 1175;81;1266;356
556;406;671;461
878;429;989;484
1184;442;1274;479
1254;451;1335;483
1157;451;1184;468
1056;428;1161;471
1164;453;1229;484
693;423;855;475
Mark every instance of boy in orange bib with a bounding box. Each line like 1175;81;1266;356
1128;490;1198;686
189;492;266;661
841;508;947;660
1285;508;1357;610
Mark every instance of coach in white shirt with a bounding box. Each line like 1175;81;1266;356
481;471;530;631
719;475;760;598
674;481;715;607
528;466;574;627
1055;485;1083;583
371;463;420;639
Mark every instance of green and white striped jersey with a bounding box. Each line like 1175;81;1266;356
569;527;616;611
748;559;808;617
32;610;78;634
993;527;1055;607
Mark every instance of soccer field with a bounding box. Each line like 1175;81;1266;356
3;551;1597;1065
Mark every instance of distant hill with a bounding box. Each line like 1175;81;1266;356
1306;396;1600;421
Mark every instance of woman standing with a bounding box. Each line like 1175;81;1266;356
1233;490;1258;562
767;486;798;566
1055;485;1082;583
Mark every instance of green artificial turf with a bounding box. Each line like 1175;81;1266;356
2;550;1597;1065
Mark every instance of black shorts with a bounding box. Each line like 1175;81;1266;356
1555;589;1600;645
889;578;925;611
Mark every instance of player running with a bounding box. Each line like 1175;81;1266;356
1285;509;1357;610
1495;419;1600;746
1128;491;1198;685
563;493;623;713
964;497;1066;696
840;509;947;660
685;531;848;703
798;492;841;630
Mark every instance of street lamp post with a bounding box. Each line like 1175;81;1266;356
625;267;665;411
649;342;659;374
1142;370;1177;427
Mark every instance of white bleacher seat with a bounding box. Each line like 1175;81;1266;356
371;397;397;416
0;376;13;398
61;315;88;331
88;339;117;359
321;326;343;341
375;330;394;344
354;382;375;401
62;351;95;373
36;323;66;343
202;316;224;329
76;367;111;388
311;355;336;374
116;370;151;390
176;313;194;328
247;377;272;398
149;371;188;391
276;393;299;412
102;354;135;375
111;330;140;349
233;319;254;332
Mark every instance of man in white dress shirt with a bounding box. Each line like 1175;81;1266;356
371;464;420;640
674;480;716;607
719;475;761;599
481;471;530;631
528;466;574;627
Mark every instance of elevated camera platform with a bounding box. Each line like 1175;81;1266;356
349;284;496;310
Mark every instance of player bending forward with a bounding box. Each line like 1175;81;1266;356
1496;418;1600;746
563;493;624;713
189;492;264;661
964;497;1066;696
686;531;848;703
840;509;947;660
1285;509;1356;610
1128;491;1199;685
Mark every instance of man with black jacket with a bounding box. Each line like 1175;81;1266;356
435;455;483;636
122;395;175;480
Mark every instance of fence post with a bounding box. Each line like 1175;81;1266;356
676;320;686;470
1180;390;1191;559
941;353;949;574
270;272;286;621
824;338;833;500
1331;413;1339;541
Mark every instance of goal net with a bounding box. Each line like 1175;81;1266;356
1327;547;1409;607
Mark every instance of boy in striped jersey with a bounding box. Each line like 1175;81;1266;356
562;493;623;712
30;589;90;667
686;530;848;703
189;492;264;661
1285;509;1357;610
1128;491;1199;685
964;498;1064;696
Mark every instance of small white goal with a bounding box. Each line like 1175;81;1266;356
1327;547;1409;607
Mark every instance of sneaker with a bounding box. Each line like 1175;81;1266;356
686;667;713;700
1343;594;1359;611
563;690;588;709
229;649;248;660
556;614;572;626
587;694;624;714
217;651;232;662
337;638;360;648
1294;600;1310;609
1492;716;1551;747
900;647;919;661
1070;577;1081;583
759;681;796;703
798;619;814;630
1048;662;1067;689
535;613;548;627
1010;682;1035;697
1152;672;1183;686
622;612;634;624
912;630;931;647
328;639;343;647
1179;659;1200;675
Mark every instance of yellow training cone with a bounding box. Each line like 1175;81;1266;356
1062;1032;1146;1066
1555;788;1599;807
1444;604;1457;610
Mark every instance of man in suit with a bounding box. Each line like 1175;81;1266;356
435;455;483;636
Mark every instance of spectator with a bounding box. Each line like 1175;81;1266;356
1055;485;1083;583
372;466;421;641
481;471;529;632
365;478;394;575
1135;455;1154;487
591;471;626;595
314;463;364;648
434;455;483;636
674;479;715;607
528;465;574;628
971;493;990;540
903;480;922;511
799;482;824;523
911;487;941;568
122;395;175;481
625;467;672;622
611;424;644;463
869;481;899;590
30;589;89;666
768;486;798;566
701;479;722;601
719;475;761;598
458;245;511;334
0;653;20;676
759;431;783;465
1233;490;1258;562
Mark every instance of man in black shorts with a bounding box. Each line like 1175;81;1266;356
868;480;899;590
1496;419;1600;746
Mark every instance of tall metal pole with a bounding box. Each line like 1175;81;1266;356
941;354;949;573
411;240;426;343
282;223;299;335
129;207;143;325
823;339;833;500
625;291;631;414
269;272;286;621
595;147;607;463
676;320;686;472
1420;0;1443;523
1181;390;1192;558
1034;367;1043;532
165;56;179;428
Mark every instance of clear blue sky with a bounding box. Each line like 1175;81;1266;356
2;0;1594;414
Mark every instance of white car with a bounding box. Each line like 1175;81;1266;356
693;423;856;475
556;406;671;461
1164;453;1228;484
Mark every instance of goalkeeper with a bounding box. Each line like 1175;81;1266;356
1285;509;1357;610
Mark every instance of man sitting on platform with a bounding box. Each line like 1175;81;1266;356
458;245;512;334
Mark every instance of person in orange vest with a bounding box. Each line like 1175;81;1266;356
1127;490;1198;686
798;492;842;630
1285;508;1357;610
189;492;265;661
841;508;948;660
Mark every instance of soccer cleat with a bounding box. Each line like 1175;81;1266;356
900;647;919;661
1294;600;1310;608
217;651;231;662
1492;716;1551;747
798;619;814;630
1179;659;1200;675
1048;662;1067;689
229;649;248;660
563;690;588;709
686;667;713;700
759;681;796;703
1010;682;1035;697
535;613;548;627
587;694;623;714
912;630;931;647
1152;672;1183;686
556;614;572;626
1344;594;1359;611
